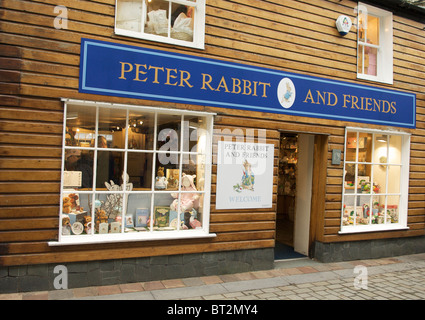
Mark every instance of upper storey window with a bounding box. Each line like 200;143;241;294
115;0;205;49
357;3;393;84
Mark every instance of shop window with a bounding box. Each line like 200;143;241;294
56;100;214;245
115;0;205;49
341;128;410;233
357;3;393;84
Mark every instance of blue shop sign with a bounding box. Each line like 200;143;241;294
79;38;416;129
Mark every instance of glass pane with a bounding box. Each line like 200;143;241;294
357;164;371;193
171;2;194;42
127;111;155;150
345;131;357;162
182;116;208;153
342;196;356;226
153;193;175;230
146;0;171;37
373;164;387;194
358;195;371;225
358;10;366;42
155;154;180;190
358;44;377;76
127;151;153;190
182;153;205;191
116;0;143;32
157;114;181;151
386;196;399;224
365;46;377;76
61;191;91;236
344;163;356;191
64;149;93;190
387;166;401;194
367;15;380;46
98;108;127;149
124;194;152;232
358;132;372;162
374;134;388;164
96;150;125;189
94;193;124;234
371;196;385;224
65;105;96;147
389;135;402;164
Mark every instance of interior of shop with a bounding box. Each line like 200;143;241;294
275;132;306;260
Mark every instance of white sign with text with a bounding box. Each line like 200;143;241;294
216;141;274;209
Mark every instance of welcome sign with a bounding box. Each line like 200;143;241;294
79;38;416;129
216;141;274;209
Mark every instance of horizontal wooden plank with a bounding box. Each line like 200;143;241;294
0;239;275;266
0;170;61;181
0;230;275;255
0;182;59;194
0;218;58;231
0;194;59;206
0;206;59;218
0;158;61;169
210;221;275;232
210;212;276;223
0;132;61;146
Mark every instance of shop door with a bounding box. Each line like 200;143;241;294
275;132;315;260
293;134;314;256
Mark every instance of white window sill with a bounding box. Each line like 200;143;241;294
339;224;409;234
49;230;216;246
114;29;205;50
357;74;393;85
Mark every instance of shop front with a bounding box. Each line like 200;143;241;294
57;38;417;260
1;0;425;294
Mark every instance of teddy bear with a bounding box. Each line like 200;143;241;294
95;209;108;232
170;173;199;212
83;216;92;234
62;196;72;214
68;193;79;210
62;215;71;235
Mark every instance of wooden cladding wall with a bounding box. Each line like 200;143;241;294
0;0;424;266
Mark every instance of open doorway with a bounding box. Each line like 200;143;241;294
275;132;314;260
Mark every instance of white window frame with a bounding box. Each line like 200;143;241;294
114;0;206;50
49;99;215;246
357;3;393;84
339;127;410;234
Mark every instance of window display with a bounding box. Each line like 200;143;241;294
60;101;213;243
115;0;205;49
341;129;410;232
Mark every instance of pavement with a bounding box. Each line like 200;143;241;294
1;253;424;301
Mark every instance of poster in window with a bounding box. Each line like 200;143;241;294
216;141;274;209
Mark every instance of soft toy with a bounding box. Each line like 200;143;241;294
84;216;92;234
62;216;71;235
63;196;72;213
95;209;108;232
155;166;168;190
68;193;79;210
170;173;199;212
